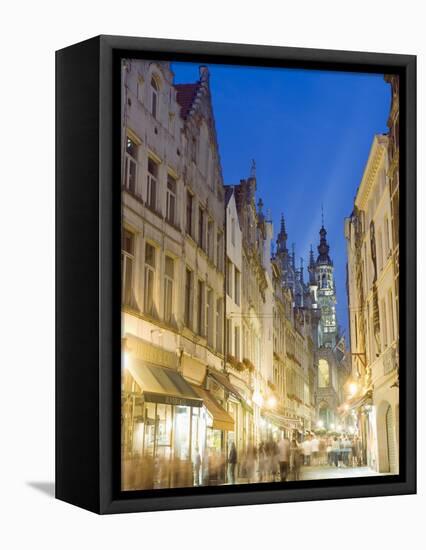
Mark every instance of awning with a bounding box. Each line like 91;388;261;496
126;359;203;408
262;410;303;431
208;369;253;414
346;390;373;412
191;385;235;432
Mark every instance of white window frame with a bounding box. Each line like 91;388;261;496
144;243;156;316
166;174;177;225
164;256;174;324
122;229;135;307
146;158;158;212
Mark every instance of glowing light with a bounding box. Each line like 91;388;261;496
316;420;324;428
252;391;264;407
349;426;355;435
337;424;342;431
343;403;349;412
348;382;358;397
330;423;335;430
266;395;277;409
123;351;129;369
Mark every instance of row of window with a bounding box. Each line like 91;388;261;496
122;230;224;353
226;259;241;306
124;139;224;269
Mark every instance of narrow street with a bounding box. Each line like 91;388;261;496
299;465;380;480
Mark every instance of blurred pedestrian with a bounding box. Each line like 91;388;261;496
301;434;312;466
290;437;302;480
228;442;237;484
277;435;290;481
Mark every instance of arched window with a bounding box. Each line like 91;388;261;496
150;76;159;119
318;359;330;387
321;273;327;288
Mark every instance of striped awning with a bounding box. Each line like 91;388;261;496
126;359;202;408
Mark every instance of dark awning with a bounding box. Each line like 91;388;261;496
191;385;235;432
126;359;203;408
208;369;253;414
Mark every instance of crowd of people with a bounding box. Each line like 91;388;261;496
122;431;364;490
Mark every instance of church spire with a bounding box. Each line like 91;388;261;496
317;222;332;266
276;213;288;254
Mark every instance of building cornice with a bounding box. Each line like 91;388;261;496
355;134;388;211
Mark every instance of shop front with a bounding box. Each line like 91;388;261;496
191;384;235;485
122;357;204;490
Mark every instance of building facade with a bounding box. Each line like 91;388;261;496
345;132;399;473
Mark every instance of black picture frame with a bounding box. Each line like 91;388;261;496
56;35;416;514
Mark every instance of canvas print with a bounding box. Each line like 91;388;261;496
120;58;400;491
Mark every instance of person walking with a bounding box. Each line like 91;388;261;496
343;436;352;467
311;434;320;466
290;437;302;480
331;436;340;467
228;442;237;484
277;435;290;481
301;434;312;466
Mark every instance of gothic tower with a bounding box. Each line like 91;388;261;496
315;223;337;348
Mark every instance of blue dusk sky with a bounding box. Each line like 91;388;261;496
172;62;391;339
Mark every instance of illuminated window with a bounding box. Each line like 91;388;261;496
318;359;330;387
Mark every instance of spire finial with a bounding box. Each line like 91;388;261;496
321;203;324;227
250;159;256;179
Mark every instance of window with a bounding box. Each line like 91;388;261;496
381;299;388;349
144;243;156;316
147;159;158;211
151;76;159;119
226;318;232;355
206;288;214;347
388;289;395;343
124;137;138;193
234;325;240;360
384;217;391;258
198;207;205;249
226;259;233;298
166;174;177;225
321;273;327;289
207;219;214;261
122;229;134;307
186;191;193;236
216;231;223;272
164;256;174;324
377;230;383;272
137;76;144;103
216;299;223;353
234;268;241;306
184;268;193;329
231;218;236;246
318;359;330;388
197;280;205;336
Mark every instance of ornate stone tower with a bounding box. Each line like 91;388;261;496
315;222;337;348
